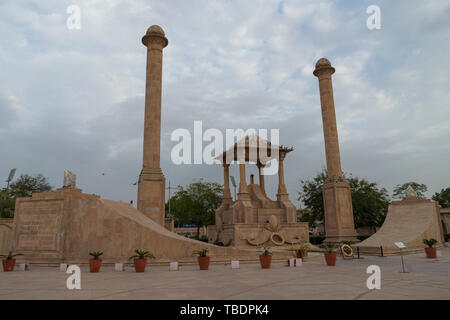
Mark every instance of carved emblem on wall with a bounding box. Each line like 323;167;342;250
246;215;304;246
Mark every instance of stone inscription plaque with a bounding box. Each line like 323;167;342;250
15;200;63;251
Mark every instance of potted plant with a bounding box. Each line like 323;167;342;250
322;243;337;266
89;251;103;273
291;242;309;259
259;247;272;269
1;251;23;272
128;249;155;272
423;238;438;259
192;249;210;270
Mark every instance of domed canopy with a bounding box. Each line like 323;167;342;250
215;135;293;164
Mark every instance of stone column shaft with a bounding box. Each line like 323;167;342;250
314;62;342;179
137;25;168;226
222;164;232;203
238;163;250;200
142;30;167;168
276;155;288;200
314;58;357;243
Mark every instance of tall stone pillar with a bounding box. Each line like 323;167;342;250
137;25;168;226
257;161;266;195
276;152;288;201
238;163;250;200
313;58;357;243
222;164;233;204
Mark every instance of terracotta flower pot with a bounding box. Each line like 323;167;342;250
198;256;210;270
425;247;436;259
133;258;147;272
89;259;102;273
2;259;16;272
324;253;337;266
259;255;272;269
296;249;308;259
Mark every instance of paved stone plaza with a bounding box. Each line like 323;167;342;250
1;247;449;300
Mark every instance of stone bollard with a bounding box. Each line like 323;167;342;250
169;262;179;271
19;263;30;271
288;258;295;267
115;263;125;272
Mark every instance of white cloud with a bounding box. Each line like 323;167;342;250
0;0;449;205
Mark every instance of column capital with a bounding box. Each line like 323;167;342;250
142;25;168;48
222;162;232;203
256;161;265;169
313;58;335;78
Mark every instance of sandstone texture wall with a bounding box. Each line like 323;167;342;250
355;198;445;255
0;218;13;254
11;189;291;265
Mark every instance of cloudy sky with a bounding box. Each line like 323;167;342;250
1;0;449;207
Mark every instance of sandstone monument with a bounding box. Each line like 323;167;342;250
7;26;293;265
4;27;442;265
313;58;358;243
137;25;168;226
355;191;445;255
10;186;272;264
207;136;310;248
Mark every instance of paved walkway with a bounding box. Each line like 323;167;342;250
1;248;449;300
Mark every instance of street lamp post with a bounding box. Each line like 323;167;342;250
166;180;175;218
5;168;16;190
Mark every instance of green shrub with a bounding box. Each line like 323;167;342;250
89;251;103;260
192;249;208;257
423;238;438;248
321;243;336;253
128;249;155;260
0;251;23;260
309;235;325;245
444;234;450;242
198;235;209;243
357;234;371;241
260;247;272;256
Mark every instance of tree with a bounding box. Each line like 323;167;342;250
9;174;53;198
432;187;450;208
392;182;427;200
298;170;390;231
0;188;15;218
0;174;53;218
297;208;320;227
297;170;327;224
168;180;222;237
347;174;390;232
